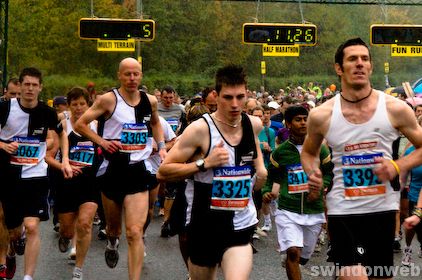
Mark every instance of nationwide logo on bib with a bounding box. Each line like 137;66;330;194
120;123;149;152
10;137;40;166
341;153;386;200
211;166;252;211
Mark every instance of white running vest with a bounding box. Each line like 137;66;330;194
325;91;400;215
96;89;153;176
186;113;258;230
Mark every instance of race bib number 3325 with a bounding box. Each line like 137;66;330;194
211;166;252;211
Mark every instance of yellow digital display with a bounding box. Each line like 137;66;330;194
79;18;155;41
371;24;422;46
242;23;317;46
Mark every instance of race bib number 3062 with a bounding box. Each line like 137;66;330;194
10;137;40;166
342;153;386;199
211;166;252;211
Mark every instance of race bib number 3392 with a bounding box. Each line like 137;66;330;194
10;137;40;166
211;166;252;211
342;153;385;199
120;123;148;152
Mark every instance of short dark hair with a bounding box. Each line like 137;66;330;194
67;87;90;104
335;37;371;69
201;86;215;102
6;77;19;89
215;65;247;94
19;67;43;84
162;85;175;94
261;104;271;112
284;105;309;123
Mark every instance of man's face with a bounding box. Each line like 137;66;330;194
335;45;372;89
20;75;42;103
245;100;257;115
217;84;246;121
252;109;264;123
269;108;278;116
263;110;271;125
415;106;422;118
154;90;161;102
5;83;20;100
161;91;174;108
287;114;308;137
205;90;217;113
54;103;68;114
118;61;142;93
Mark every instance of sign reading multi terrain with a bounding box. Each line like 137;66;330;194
242;23;317;46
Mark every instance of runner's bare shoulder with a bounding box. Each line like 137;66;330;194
307;97;335;136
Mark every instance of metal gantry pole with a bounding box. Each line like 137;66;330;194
1;0;9;90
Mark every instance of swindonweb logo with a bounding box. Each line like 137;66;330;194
309;264;421;278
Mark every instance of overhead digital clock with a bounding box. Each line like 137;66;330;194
370;24;422;46
242;23;317;46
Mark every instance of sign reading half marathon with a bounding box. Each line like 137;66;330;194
391;45;422;57
262;44;299;57
97;39;136;52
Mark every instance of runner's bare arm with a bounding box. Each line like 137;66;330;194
157;120;207;182
302;110;324;172
74;92;121;153
148;94;166;160
45;120;66;171
301;104;332;189
55;128;73;179
249;115;267;190
375;97;422;181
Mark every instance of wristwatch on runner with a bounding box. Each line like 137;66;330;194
195;158;206;172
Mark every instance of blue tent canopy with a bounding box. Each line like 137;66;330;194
413;78;422;93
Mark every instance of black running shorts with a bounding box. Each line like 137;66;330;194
100;160;151;204
56;171;100;213
2;177;50;229
187;225;254;267
327;211;396;278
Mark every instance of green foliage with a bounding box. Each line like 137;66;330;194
3;1;422;94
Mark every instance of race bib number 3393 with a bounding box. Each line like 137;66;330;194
342;153;385;199
211;166;252;211
120;123;148;152
10;137;40;166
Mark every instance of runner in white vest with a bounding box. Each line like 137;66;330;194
301;38;422;280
